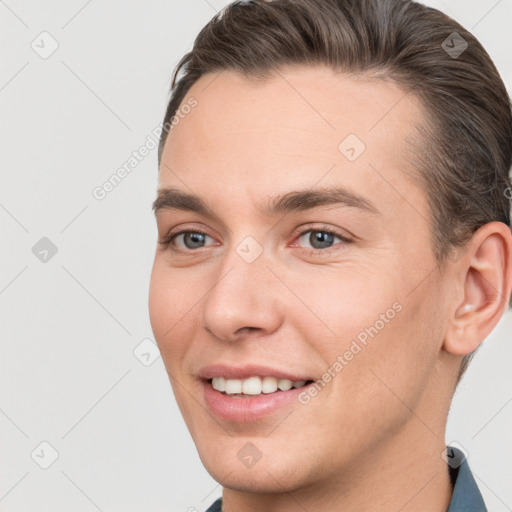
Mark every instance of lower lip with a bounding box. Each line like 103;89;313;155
202;380;309;422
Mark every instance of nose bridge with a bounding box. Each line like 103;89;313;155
201;234;282;340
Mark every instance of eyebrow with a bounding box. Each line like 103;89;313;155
152;186;380;218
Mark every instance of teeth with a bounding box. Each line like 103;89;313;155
211;376;309;395
225;379;242;394
277;379;292;391
211;377;226;392
242;376;262;395
261;376;278;393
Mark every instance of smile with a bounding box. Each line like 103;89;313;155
210;376;313;396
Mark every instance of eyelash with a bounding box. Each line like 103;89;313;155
158;224;352;256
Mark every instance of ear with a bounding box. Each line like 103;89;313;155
443;222;512;356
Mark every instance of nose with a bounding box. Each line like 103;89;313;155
202;244;283;343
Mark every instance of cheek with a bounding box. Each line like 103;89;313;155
330;284;440;430
148;261;198;365
148;263;202;423
296;265;438;411
291;264;403;351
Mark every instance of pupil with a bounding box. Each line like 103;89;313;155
186;232;205;249
311;231;333;249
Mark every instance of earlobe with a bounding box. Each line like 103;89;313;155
443;222;512;356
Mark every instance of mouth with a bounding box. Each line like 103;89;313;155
201;375;316;422
207;376;315;397
198;364;318;421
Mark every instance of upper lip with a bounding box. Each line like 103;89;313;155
198;363;314;381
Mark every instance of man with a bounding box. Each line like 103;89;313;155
149;0;512;510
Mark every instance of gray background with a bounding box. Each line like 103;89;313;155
1;0;511;511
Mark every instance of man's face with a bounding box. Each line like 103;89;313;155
149;66;451;492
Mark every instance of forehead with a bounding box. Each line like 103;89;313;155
159;66;426;215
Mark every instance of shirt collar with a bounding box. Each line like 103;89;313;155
446;446;487;511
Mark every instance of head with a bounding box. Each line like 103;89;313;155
149;0;512;499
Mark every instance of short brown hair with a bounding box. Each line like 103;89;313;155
157;0;512;378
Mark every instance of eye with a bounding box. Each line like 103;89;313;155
293;225;352;254
159;230;217;252
158;224;352;255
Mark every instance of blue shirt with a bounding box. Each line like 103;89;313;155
204;446;486;511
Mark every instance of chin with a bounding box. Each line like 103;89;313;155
198;444;315;495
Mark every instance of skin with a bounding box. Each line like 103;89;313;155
149;65;512;511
